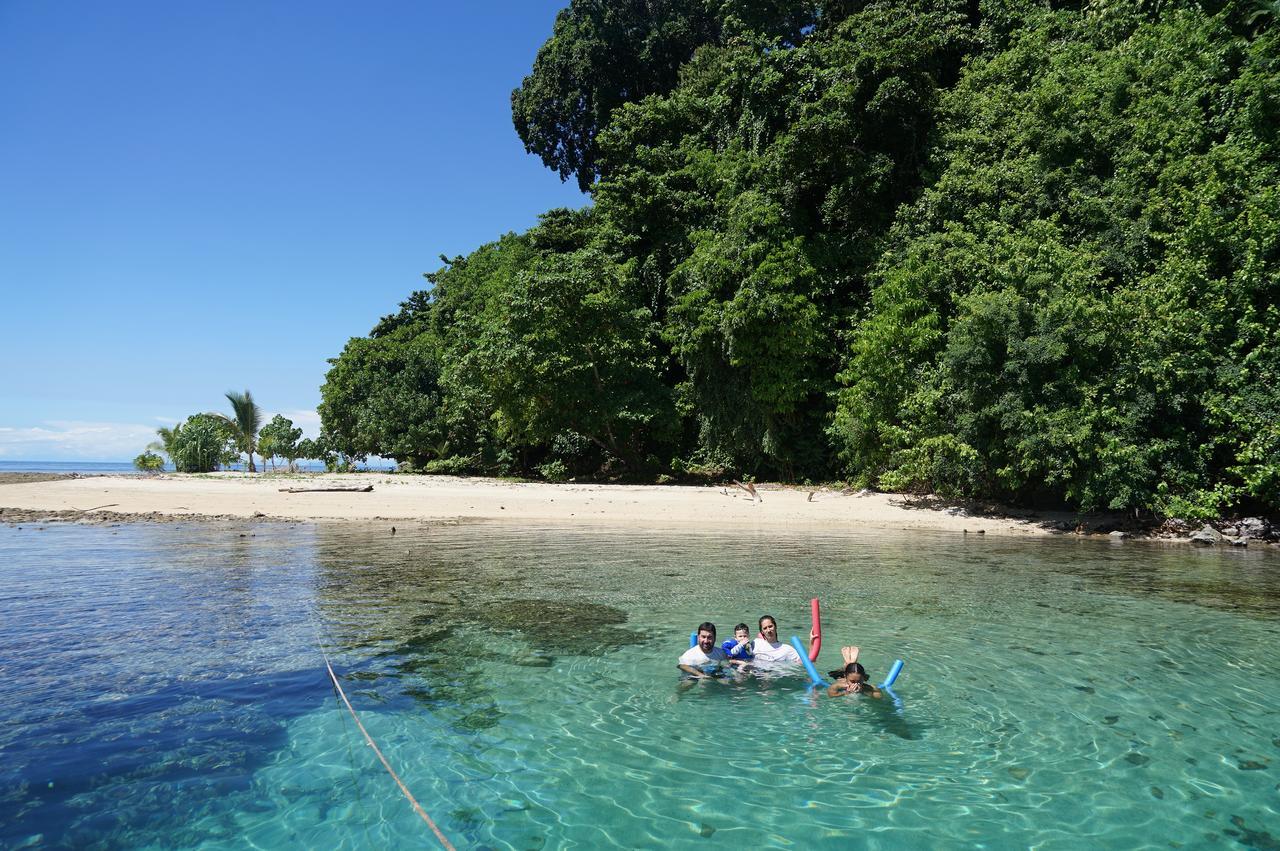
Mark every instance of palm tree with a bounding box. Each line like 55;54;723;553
218;389;264;472
147;423;182;468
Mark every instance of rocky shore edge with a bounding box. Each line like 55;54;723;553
0;506;295;526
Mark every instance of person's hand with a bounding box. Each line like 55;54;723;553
809;629;818;642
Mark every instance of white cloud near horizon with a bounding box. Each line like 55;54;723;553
272;409;321;438
0;420;160;461
0;410;321;461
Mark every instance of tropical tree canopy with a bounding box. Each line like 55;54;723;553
258;414;303;469
321;0;1280;517
169;414;238;473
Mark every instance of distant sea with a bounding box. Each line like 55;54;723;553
0;459;362;475
0;460;144;474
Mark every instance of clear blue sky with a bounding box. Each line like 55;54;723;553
0;1;586;460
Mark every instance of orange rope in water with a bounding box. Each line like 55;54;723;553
321;652;456;851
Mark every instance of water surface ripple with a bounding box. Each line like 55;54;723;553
1;522;1278;849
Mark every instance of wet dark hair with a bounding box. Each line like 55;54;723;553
829;662;870;681
758;615;777;631
696;621;716;638
733;623;750;634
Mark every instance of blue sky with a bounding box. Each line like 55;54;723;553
0;1;587;460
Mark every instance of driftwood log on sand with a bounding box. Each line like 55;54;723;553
278;485;374;494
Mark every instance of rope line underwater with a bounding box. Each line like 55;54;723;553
317;643;456;851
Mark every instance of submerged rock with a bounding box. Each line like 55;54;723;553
471;598;643;655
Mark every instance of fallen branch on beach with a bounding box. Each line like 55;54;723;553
278;485;374;494
72;503;119;513
731;480;761;502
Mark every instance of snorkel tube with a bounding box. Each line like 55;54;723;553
791;636;827;687
808;598;822;662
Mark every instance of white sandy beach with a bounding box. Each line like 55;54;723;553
0;472;1054;534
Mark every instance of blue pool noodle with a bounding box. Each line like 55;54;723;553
790;636;827;687
881;659;904;688
690;631;697;648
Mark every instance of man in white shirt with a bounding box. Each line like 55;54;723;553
750;614;813;665
678;622;728;678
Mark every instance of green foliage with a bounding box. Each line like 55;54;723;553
451;211;677;470
170;414;238;473
294;435;357;472
833;7;1280;513
537;459;571;482
258;414;303;470
422;456;481;476
147;424;182;463
133;450;165;473
295;437;332;467
218;389;264;473
511;0;721;190
319;322;451;466
320;0;1280;517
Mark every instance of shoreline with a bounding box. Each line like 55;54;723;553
1;471;1272;548
0;471;1047;533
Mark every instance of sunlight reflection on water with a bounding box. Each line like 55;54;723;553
1;522;1278;849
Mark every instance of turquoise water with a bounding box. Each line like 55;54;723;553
1;522;1278;849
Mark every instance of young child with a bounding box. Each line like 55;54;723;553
721;623;754;662
826;661;883;698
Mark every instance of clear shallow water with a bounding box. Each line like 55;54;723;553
1;523;1278;849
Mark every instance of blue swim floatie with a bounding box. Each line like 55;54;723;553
790;636;827;687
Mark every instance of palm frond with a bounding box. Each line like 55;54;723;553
222;389;264;471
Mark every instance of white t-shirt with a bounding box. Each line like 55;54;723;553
679;645;728;668
751;637;802;665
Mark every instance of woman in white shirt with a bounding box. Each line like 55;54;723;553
750;614;817;664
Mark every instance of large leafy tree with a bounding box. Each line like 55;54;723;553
322;0;1280;517
512;0;715;190
589;1;974;477
511;0;825;190
319;323;452;466
258;414;303;471
454;242;676;469
833;5;1280;515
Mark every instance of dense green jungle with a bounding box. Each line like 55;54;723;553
318;0;1280;519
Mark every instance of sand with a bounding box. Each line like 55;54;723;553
0;472;1058;535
